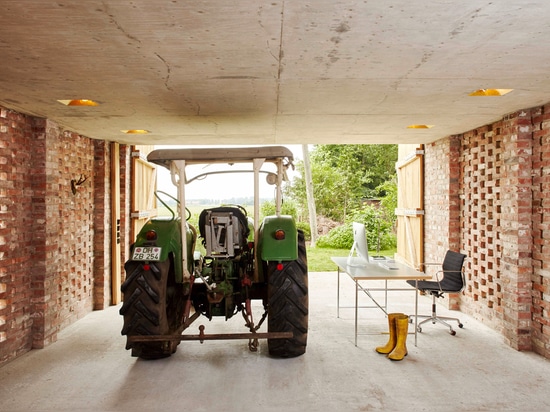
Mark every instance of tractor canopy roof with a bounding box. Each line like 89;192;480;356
147;146;294;169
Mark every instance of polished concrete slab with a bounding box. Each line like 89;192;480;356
1;271;550;412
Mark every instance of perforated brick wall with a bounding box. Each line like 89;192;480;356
530;105;550;355
425;105;550;358
459;124;506;331
32;121;99;346
0;108;37;358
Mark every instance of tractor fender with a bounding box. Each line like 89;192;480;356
132;218;195;283
258;215;298;261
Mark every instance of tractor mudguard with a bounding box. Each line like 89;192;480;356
132;217;195;283
258;215;298;262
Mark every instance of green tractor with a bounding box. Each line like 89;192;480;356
120;146;308;359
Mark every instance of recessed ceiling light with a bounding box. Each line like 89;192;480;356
468;89;513;96
121;129;150;134
407;124;434;129
57;99;99;106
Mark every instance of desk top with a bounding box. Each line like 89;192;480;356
331;256;430;281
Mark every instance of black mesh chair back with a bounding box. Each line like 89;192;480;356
439;250;466;292
407;250;467;335
412;250;465;293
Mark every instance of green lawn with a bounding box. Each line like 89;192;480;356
306;246;396;272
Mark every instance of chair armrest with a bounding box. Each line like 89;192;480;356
433;269;466;293
418;262;442;278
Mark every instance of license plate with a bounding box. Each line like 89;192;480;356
132;246;162;261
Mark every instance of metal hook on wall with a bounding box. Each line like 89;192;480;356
70;174;88;195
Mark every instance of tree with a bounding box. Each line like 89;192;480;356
285;160;350;222
285;144;398;223
302;145;318;246
376;175;398;222
312;144;398;199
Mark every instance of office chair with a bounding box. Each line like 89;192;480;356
407;250;467;335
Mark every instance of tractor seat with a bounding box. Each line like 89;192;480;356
198;207;250;257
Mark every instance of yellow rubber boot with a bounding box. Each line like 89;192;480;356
388;314;409;361
375;313;404;354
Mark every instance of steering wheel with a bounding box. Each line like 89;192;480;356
155;191;192;221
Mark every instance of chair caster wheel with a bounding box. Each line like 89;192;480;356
458;323;464;328
450;330;456;336
417;326;422;333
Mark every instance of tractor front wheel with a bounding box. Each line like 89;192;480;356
267;230;308;357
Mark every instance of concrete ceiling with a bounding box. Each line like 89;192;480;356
2;1;550;146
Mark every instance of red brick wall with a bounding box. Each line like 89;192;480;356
424;137;461;258
531;105;550;356
425;105;550;358
424;136;462;309
0;106;120;364
45;124;96;335
0;108;37;358
92;140;111;310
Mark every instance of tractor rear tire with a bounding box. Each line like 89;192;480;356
267;229;308;358
119;256;184;360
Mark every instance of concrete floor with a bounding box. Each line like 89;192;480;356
1;271;550;412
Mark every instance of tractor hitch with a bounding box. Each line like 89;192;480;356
127;326;293;345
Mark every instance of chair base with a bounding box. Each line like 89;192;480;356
416;315;463;336
415;299;464;335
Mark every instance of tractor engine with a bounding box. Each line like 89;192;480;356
194;207;252;319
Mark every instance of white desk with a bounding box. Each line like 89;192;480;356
331;256;430;346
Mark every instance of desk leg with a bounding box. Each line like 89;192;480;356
414;279;418;346
384;279;388;313
355;279;358;347
337;267;340;318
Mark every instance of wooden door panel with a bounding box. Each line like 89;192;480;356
395;145;424;268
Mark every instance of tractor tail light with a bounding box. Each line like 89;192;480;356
274;229;285;240
277;263;284;271
145;230;157;241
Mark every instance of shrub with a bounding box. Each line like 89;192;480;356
296;221;311;241
260;200;298;220
316;222;354;249
316;205;396;251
